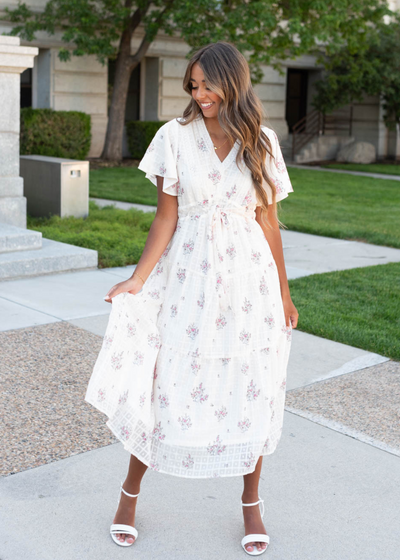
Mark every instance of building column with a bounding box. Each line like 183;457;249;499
0;36;38;228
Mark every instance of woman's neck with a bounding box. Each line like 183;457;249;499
203;115;226;141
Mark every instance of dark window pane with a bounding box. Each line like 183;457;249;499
285;69;308;132
20;68;32;108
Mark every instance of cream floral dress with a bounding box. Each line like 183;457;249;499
85;114;294;478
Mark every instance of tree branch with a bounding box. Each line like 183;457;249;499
129;0;176;66
129;0;152;35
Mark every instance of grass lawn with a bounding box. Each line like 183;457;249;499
27;200;399;359
27;201;155;268
281;168;400;248
289;262;400;361
321;163;400;176
90;167;158;206
90;166;400;248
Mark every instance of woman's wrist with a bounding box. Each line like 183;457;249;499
280;284;291;300
132;270;146;285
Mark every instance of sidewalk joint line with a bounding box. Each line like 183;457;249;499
0;295;64;321
285;408;400;457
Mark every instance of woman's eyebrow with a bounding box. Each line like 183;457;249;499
189;78;205;82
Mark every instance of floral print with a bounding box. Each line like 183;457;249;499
85;115;293;479
182;453;195;468
208;169;221;185
158;393;170;408
182;239;195;254
242;298;252;314
200;259;211;275
197;138;208;152
239;329;251;345
177;268;186;283
215;406;228;422
191;382;209;403
186;323;199;339
246;380;261;401
215;314;227;329
178;414;192;430
238;417;251;432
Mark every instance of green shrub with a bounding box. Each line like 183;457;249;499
126;120;167;158
20;108;91;160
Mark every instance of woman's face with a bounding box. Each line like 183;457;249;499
190;62;222;119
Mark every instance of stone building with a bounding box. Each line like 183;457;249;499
1;0;399;161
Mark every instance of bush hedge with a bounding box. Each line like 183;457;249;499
126;120;167;159
20;108;91;160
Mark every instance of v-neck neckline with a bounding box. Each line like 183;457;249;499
197;115;239;167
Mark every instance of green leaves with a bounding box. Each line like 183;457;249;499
313;13;400;128
4;0;395;85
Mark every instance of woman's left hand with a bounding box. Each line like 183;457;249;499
282;295;299;328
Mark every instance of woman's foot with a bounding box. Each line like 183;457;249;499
113;481;140;544
241;492;268;553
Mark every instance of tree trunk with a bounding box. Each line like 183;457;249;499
101;30;136;160
101;0;163;160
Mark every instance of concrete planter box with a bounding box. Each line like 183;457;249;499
20;155;89;219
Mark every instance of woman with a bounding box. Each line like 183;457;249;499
85;41;298;556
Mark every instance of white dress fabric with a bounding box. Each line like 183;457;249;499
85;114;294;479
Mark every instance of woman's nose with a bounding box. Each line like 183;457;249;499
195;89;206;101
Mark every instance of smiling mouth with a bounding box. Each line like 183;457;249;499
199;103;214;112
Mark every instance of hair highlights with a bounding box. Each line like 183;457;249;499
180;41;277;226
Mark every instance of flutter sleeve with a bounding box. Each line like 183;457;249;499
261;126;294;204
138;120;179;196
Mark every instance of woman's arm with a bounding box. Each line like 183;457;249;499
255;205;298;328
104;176;178;302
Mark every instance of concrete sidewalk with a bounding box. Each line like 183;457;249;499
1;228;399;559
1;229;400;333
287;163;400;182
1;411;399;560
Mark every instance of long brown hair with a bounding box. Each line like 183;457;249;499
180;41;277;227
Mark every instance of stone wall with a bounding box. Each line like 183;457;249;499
329;95;399;159
30;48;108;158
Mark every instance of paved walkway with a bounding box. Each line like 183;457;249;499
1;223;399;559
90;196;157;212
287;163;400;181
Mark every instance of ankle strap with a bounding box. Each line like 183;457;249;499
120;482;140;498
241;497;265;518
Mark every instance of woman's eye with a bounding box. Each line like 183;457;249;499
190;86;210;91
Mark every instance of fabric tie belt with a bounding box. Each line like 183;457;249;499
178;202;257;314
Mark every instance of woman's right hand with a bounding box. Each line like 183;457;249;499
103;275;144;303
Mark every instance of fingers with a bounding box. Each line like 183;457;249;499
104;285;120;303
286;313;298;328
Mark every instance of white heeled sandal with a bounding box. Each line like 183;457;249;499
110;482;140;547
241;496;270;556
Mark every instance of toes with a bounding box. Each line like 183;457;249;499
245;541;267;552
116;533;135;544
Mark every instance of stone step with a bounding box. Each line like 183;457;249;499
0;238;98;281
0;224;42;254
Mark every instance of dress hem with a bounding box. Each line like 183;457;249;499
85;395;279;480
